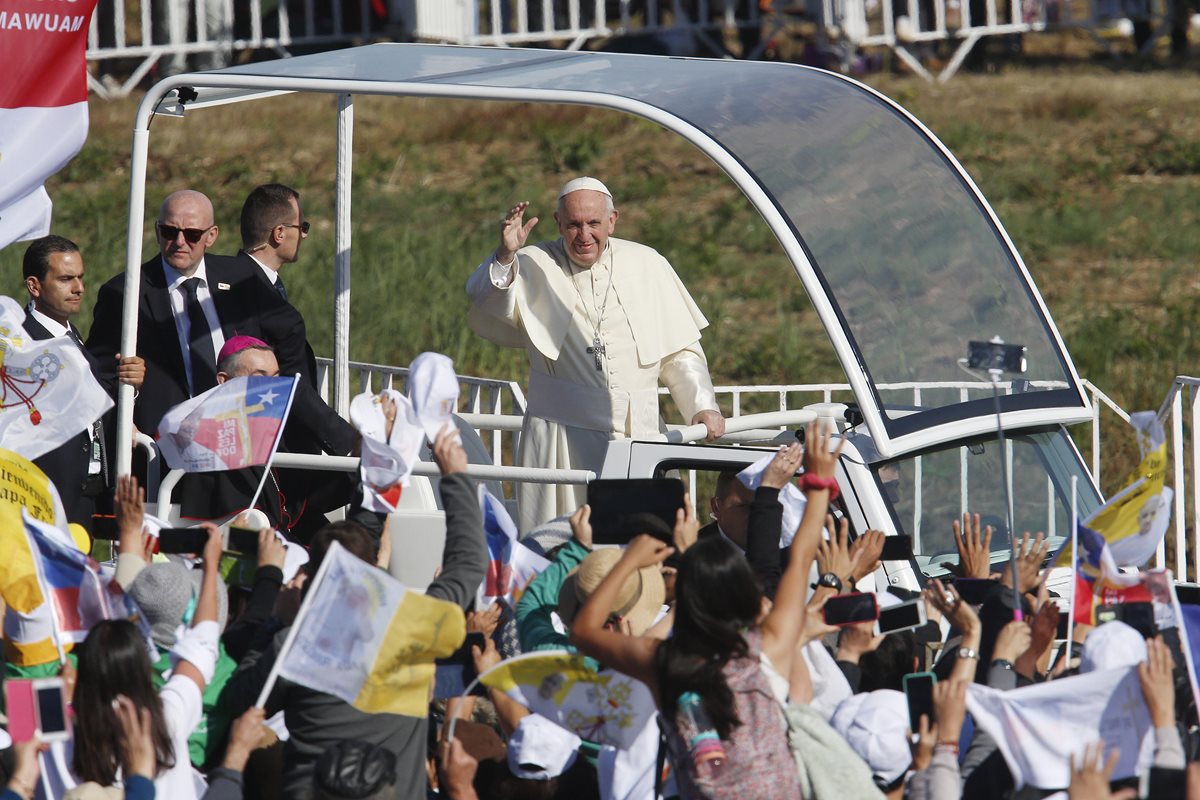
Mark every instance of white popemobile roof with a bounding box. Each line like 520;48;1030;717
114;43;1090;472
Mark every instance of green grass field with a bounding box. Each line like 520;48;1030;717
5;61;1200;491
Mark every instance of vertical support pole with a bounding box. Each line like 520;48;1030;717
117;126;151;477
1092;385;1101;487
1191;384;1200;582
1172;386;1186;576
333;94;354;419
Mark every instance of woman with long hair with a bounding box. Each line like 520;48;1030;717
63;524;225;799
570;421;843;799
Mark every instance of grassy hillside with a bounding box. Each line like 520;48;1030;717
5;63;1200;487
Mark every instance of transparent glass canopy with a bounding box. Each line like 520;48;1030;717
189;44;1088;456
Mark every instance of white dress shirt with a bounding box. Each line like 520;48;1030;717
247;251;279;284
162;257;226;392
28;305;70;338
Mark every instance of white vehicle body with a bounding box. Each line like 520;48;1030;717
118;44;1104;594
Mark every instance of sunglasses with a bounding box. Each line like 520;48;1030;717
279;221;310;235
157;223;215;244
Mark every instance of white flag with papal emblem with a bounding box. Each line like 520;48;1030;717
0;297;112;461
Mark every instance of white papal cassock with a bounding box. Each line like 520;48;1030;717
467;236;719;533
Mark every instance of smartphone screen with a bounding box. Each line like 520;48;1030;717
227;526;260;556
951;578;997;606
35;682;69;738
1116;602;1157;639
90;516;119;541
157;528;210;554
587;479;685;545
880;535;913;561
822;592;879;627
1175;584;1200;606
876;599;926;635
903;672;937;732
1056;610;1071;640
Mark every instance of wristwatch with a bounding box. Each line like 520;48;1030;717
957;647;979;661
815;572;844;592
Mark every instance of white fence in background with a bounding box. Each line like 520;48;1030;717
401;0;770;52
86;0;380;98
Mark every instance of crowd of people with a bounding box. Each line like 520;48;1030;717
2;174;1195;800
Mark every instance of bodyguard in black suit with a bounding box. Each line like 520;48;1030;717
23;235;146;527
86;189;302;439
237;184;361;538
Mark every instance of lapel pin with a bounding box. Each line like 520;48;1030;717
217;282;231;290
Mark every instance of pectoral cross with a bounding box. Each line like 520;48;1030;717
587;335;606;371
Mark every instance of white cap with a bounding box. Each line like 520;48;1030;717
1080;620;1147;673
407;352;460;443
506;714;581;781
558;176;612;200
831;690;912;787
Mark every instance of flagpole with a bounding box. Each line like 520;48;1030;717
246;375;300;515
254;537;340;709
24;515;68;665
1064;475;1078;669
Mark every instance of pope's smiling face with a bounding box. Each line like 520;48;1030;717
555;189;618;268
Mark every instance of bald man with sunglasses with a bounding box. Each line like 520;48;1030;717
87;189;297;443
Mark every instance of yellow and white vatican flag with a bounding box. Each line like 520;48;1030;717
0;297;112;460
472;650;656;749
0;1;98;249
257;541;466;716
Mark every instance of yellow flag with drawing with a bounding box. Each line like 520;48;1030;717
274;541;466;717
1055;411;1172;569
478;650;656;749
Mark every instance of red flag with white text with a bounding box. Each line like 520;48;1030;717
0;0;99;249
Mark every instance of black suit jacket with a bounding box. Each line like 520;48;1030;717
236;251;357;458
86;254;298;436
26;312;102;525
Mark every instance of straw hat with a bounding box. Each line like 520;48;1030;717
556;548;664;636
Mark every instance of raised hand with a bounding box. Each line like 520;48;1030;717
817;515;854;585
1001;532;1048;593
673;495;699;554
1068;742;1137;800
621;534;675;570
257;528;287;571
991;619;1033;664
466;603;503;638
432;424;468;476
801;420;844;481
1138;636;1176;729
570;504;594;551
762;442;803;489
848;529;885;583
932;679;969;744
115;474;146;547
114;695;157;779
941;512;994;579
497;201;538;263
836;621;884;664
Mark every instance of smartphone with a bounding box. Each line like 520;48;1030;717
1175;583;1200;606
1104;602;1157;639
1056;610;1071;640
822;592;879;627
227;526;260;556
157;527;209;554
587;479;685;545
875;598;928;635
967;340;1028;374
4;679;70;743
879;535;913;562
903;671;937;733
951;578;997;606
465;632;486;653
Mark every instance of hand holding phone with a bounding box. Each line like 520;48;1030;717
157;528;209;554
822;592;879;628
4;678;71;743
875;598;927;635
903;672;937;734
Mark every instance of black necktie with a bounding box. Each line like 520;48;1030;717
182;277;217;393
275;275;288;302
68;326;108;484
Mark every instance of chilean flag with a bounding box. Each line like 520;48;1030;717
157;376;298;473
24;510;104;642
0;0;99;249
476;487;550;609
1072;522;1152;625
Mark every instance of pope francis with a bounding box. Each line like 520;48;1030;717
466;177;725;533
